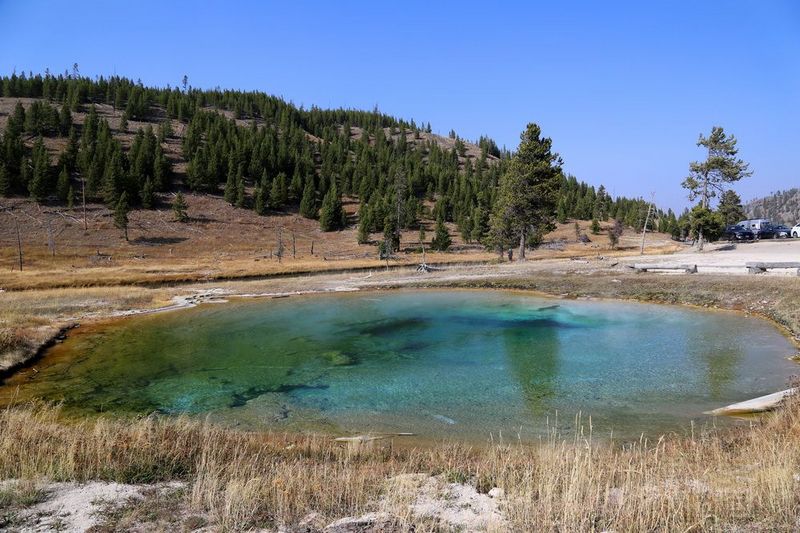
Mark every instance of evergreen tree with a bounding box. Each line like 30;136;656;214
114;191;130;240
254;182;267;215
556;198;568;223
488;123;562;260
608;219;624;249
591;218;600;235
470;206;488;243
717;189;745;226
102;150;125;207
594;185;608;221
288;170;303;202
56;166;70;201
141;178;155;208
58;104;72;136
269;172;287;210
357;212;371;244
0;165;9;196
235;166;246;207
172;191;188;222
319;185;347;231
28;137;50;202
158;119;173;141
299;181;317;218
682;127;751;249
67;185;74;209
383;214;400;252
224;164;236;204
119;112;128;132
430;216;451;251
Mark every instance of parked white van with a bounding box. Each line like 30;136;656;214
736;219;773;239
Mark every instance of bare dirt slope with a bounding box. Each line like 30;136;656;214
0;192;679;290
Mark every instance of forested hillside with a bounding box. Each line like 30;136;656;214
745;189;800;225
0;71;677;250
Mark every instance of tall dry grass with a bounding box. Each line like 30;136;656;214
1;402;799;530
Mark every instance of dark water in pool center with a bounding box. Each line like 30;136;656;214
2;290;797;440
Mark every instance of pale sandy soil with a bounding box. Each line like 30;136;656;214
1;475;505;532
617;239;800;275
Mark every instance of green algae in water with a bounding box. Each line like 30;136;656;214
2;290;797;440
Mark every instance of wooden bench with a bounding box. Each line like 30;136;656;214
631;263;697;274
745;262;800;275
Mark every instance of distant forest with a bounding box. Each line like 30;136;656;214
746;189;800;225
0;71;686;248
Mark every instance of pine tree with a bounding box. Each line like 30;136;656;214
119;112;128;132
383;214;400;252
594;185;608;221
608;219;624;249
488;123;562;260
158;119;173;141
141;178;155;208
0;165;9;197
58;104;72;136
319;185;346;231
114;191;130;241
556;198;568;224
224;164;236;204
56;166;70;201
470;206;488;243
591;218;600;234
28;137;50;202
717;189;745;226
235;166;246;207
299;181;317;218
276;172;288;204
102;150;125;207
67;185;74;209
430;216;451;251
288;170;303;202
172;191;188;222
269;173;286;210
254;183;267;215
682;127;751;249
357;213;370;244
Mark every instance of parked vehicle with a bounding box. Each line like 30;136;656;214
736;219;774;239
723;224;755;241
792;224;800;238
771;225;791;238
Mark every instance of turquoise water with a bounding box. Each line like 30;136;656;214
2;290;796;440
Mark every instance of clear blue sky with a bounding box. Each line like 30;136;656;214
1;0;798;211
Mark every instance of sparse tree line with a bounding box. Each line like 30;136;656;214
1;71;677;253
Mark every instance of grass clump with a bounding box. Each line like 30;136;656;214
1;400;800;530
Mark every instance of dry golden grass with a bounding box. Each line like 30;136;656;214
1;401;799;530
1;193;679;292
